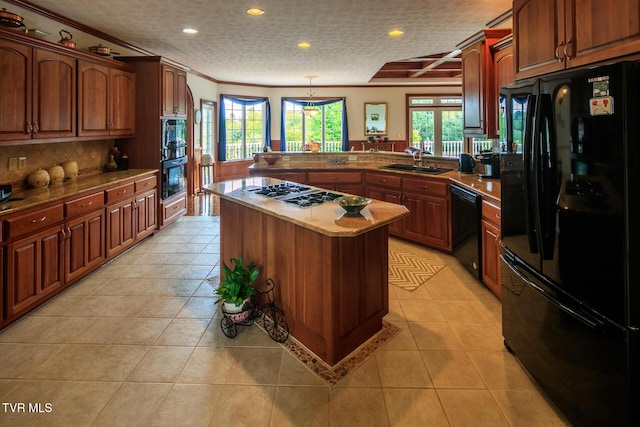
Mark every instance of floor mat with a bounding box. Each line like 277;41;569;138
388;249;445;292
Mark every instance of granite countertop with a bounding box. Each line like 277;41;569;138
250;152;501;203
203;177;410;237
0;169;158;217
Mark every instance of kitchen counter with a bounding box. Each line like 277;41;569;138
203;177;409;237
0;170;159;216
250;151;501;203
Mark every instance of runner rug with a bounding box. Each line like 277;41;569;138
388;249;446;292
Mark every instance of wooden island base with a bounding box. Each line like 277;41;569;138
220;198;390;366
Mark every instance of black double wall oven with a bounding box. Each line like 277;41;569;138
161;118;187;199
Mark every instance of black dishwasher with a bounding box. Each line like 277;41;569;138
450;183;481;279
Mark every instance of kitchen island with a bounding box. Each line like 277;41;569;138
203;177;409;365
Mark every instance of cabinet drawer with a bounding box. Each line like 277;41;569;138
105;182;135;204
366;172;402;189
135;175;157;193
163;194;186;223
5;204;64;240
481;199;501;227
65;192;103;217
403;177;448;197
307;171;361;184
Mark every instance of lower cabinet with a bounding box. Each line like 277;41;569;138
106;177;158;259
106;196;136;259
136;189;157;240
481;199;501;298
65;208;105;283
1;172;157;327
5;225;65;318
307;171;363;195
365;172;450;251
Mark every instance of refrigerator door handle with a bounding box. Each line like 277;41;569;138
502;254;606;331
523;94;539;254
538;94;558;260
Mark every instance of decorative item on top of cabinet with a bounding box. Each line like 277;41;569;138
0;37;76;143
458;28;511;138
513;0;640;80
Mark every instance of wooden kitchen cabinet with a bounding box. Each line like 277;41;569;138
65;208;105;284
514;0;640;80
364;171;450;251
105;176;157;259
5;216;64;318
365;172;403;235
481;199;501;298
162;64;188;116
458;28;511;138
307;171;363;195
77;60;136;137
0;39;75;143
402;177;450;251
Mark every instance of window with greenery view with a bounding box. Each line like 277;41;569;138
281;99;345;152
219;95;270;161
408;96;464;157
200;100;215;157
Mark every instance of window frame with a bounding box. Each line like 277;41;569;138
199;99;216;158
281;97;346;152
406;94;465;158
219;95;270;161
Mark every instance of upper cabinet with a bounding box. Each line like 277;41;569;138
162;64;187;117
514;0;640;80
77;60;136;137
458;28;511;138
0;30;135;145
0;39;76;143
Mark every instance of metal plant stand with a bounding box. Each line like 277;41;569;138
220;278;289;343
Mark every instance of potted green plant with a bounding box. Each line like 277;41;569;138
214;255;259;315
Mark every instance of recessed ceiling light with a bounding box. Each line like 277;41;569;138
389;30;404;37
298;42;310;49
247;8;265;16
182;28;199;34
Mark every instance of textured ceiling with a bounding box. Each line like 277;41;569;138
6;0;511;86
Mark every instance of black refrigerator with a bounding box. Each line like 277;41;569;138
500;62;639;426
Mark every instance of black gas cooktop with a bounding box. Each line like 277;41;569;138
249;182;341;208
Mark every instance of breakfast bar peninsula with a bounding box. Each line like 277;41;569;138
204;177;409;365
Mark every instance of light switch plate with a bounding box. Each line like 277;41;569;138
18;157;27;170
8;157;18;171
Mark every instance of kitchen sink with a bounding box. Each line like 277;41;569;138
379;164;453;175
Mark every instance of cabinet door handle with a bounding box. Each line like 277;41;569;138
81;201;93;208
555;42;565;62
31;216;47;223
380;179;387;183
563;38;574;60
25;121;33;134
495;213;501;220
32;122;39;134
118;190;127;195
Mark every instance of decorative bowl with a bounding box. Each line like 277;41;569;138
335;196;372;215
263;156;280;165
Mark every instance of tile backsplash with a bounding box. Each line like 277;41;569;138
0;140;114;189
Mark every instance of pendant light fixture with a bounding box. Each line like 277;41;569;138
304;76;319;117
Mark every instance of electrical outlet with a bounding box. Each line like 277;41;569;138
18;157;27;170
8;157;18;171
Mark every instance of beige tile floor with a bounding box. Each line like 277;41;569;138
0;214;570;426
